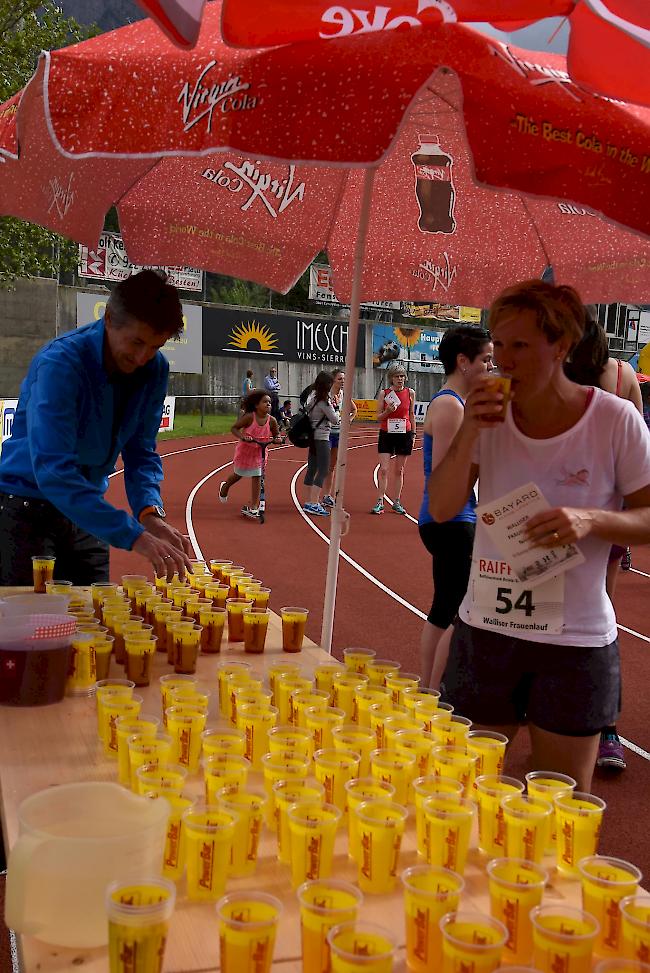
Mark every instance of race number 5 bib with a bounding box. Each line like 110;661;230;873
387;417;407;434
466;555;565;635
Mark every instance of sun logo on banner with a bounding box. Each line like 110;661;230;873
228;320;279;353
394;327;421;347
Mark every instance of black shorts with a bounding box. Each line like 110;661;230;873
419;521;475;629
443;619;621;737
378;430;414;457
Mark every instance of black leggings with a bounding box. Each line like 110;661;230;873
418;520;475;628
304;440;331;488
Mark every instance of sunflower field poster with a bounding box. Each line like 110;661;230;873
372;323;444;372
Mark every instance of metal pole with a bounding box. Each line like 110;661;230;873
320;167;377;654
201;397;206;428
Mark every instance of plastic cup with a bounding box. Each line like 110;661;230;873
578;856;642;957
354;687;392;728
402;865;465;973
273;779;326;862
227;570;248;599
66;633;97;697
369;704;404;750
32;555;55;593
237;703;278;770
402;687;441;718
429;714;473;749
205;582;230;609
115;714;160;787
234;573;254;596
354;799;408;894
232;686;273;727
172;623;202;674
292;689;331;729
103;695;144;757
267;662;302;705
93;636;114;681
198;606;227;653
165;615;190;662
332;725;376;778
413;777;464;858
531;905;599;973
261;751;312;815
343;647;377;675
225;673;262;725
209;558;232;579
136;763;187;797
216;892;282;973
331;672;370;721
91;581;118;612
226;597;254;642
620;895;650;963
307;706;346;752
216;784;268;877
328;921;397;973
298;879;364;973
554;791;607;876
385;671;421;706
314;663;346;696
280;606;310;652
128;734;173;791
467;731;508;778
217;661;252;717
253;587;271;609
96;680;135;740
166;706;207;772
268;725;312;761
526;771;577;852
124;636;157;687
314;748;361;812
202;727;246;759
288;801;342;888
431;745;478;797
156;792;195;880
183;803;238;901
423;795;475;874
369;748;417;806
159;673;197;725
475;775;526;857
383;715;426;751
277;674;314;726
394;729;437;782
441;911;508;973
501;794;552;864
106;877;175;973
366;659;401;687
345;777;395;863
169;686;211;715
485;370;512;420
243;607;270;653
203;753;251;802
593;962;650;973
487;858;548;965
122;573;148;604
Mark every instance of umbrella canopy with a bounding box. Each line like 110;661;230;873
135;0;207;48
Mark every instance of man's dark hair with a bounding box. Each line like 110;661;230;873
438;324;492;376
106;270;184;338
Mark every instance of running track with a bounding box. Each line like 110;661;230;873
108;429;650;875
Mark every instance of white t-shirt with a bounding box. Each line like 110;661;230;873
459;388;650;646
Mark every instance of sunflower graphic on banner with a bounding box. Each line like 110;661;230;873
373;323;444;372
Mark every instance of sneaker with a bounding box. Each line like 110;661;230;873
242;506;259;519
218;482;228;504
621;548;632;571
597;731;626;770
322;495;335;507
303;502;329;517
371;499;384;515
392;500;406;515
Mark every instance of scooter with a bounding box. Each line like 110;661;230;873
241;436;284;524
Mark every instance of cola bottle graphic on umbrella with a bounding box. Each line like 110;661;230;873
412;134;456;234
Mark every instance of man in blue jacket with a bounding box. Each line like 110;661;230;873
0;270;193;584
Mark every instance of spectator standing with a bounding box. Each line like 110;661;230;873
242;369;254;399
322;368;357;508
264;366;282;421
302;371;340;517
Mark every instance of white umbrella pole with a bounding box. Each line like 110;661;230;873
320;167;377;653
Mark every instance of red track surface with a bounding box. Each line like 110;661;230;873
108;428;650;876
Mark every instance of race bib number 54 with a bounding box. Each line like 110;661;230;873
467;556;564;636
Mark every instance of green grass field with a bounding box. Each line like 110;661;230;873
158;413;237;441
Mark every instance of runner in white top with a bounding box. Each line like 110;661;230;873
429;280;650;791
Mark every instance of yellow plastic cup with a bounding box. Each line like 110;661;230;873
156;792;195;881
369;748;417;806
124;636;157;687
243;607;271;654
402;865;465;973
531;905;599;973
226;597;254;642
385;671;421;706
292;689;331;729
273;779;326;863
467;731;508;778
159;673;197;725
288;801;342;889
280;606;310;652
298;879;364;973
365;659;401;687
115;714;161;787
128;734;173;791
475;775;526;857
216;892;282;973
402;687;441;719
593;962;650;973
431;745;478;797
205;582;230;609
93;636;114;681
345;777;395;863
501;793;552;864
261;751;312;816
331;672;370;721
216;661;252;717
313;748;361;813
216;784;268;877
354;687;392;728
328;921;397;973
253;587;271;609
106;877;175;973
166;706;207;773
32;555;55;593
209;558;232;579
199;607;227;653
231;686;272;727
383;715;426;751
413;777;464;858
91;581;118;613
168;686;211;715
429;714;473;749
354;799;408;894
306;706;346;752
314;663;346;696
487;857;548;965
332;725;376;778
578;857;643;957
103;695;144;757
172;623;202;674
183;803;238;901
66;633;97;697
224;674;262;726
343;647;377;675
554;791;607;877
267;662;302;706
394;729;437;781
136;763;188;797
201;727;246;759
619;894;650;964
203;753;251;803
441;911;508;973
525;770;576;852
237;703;279;770
276;674;314;726
423;795;475;875
234;572;254;596
369;703;405;750
267;725;312;761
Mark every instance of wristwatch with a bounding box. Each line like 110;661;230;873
138;504;166;523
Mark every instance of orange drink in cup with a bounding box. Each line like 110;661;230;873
115;713;160;786
199;606;226;653
154;792;195;881
32;555;55;593
166;706;207;773
298;879;363;973
331;671;369;721
276;673;314;725
216;892;282;973
394;729;437;781
525;770;576;853
467;731;508;777
159;673;197;724
619;894;650;963
93;635;114;680
236;703;278;770
216;661;252;717
183;803;238;902
103;695;143;757
385;671;421;706
402;865;465;973
501;793;552;864
487;858;548;965
226;597;253;642
267;661;301;706
332;724;376;778
95;678;135;739
291;688;330;728
281;606;310;652
328;921;397;973
345;778;395;863
413;777;463;858
202;727;246;759
554;791;607;877
423;794;475;874
253;587;271;609
209;558;232;579
353;800;408;895
313;747;361;812
288;801;342;889
262;751;312;820
430;745;478;797
484;368;512;421
531;905;599;973
306;706;346;751
354;687;392;728
273;779;326;862
106;877;175;973
383;714;426;750
578;857;642;957
66;633;97;697
313;662;345;696
440;911;508;973
475;775;526;857
234;573;254;596
216;785;268;877
128;733;173;791
243;607;270;653
369;747;416;806
203;753;251;802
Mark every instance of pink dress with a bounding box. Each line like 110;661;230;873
233;415;272;477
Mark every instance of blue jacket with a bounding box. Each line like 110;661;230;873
0;318;168;550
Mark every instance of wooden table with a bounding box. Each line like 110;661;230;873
0;589;585;972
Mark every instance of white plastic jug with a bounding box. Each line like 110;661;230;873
5;781;169;947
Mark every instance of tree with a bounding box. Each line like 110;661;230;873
0;1;97;287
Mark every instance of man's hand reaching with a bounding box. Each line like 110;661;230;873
134;516;194;579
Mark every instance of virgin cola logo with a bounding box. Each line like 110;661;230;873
46;173;75;219
201;160;305;218
178;61;258;134
411;252;458;293
319;1;458;38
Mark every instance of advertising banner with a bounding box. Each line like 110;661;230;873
76;292;203;375
0;398;18;456
78;232;203;292
353;399;379;421
309;264;400;311
159;396;176;433
203;306;365;368
401;303;482;322
372;324;444;373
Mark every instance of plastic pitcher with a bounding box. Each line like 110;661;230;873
5;781;169;947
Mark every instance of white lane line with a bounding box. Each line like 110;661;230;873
630;567;650;579
619;736;650;761
109;440;234;478
617;623;650;645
